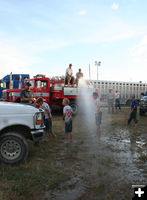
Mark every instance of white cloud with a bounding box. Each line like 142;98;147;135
0;42;36;78
112;3;119;10
130;35;147;62
78;10;87;16
77;20;143;44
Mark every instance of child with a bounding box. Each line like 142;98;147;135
128;95;138;125
62;98;73;143
36;98;55;139
93;92;102;135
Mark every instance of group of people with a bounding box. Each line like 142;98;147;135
20;82;55;139
107;89;121;113
65;64;83;87
20;78;138;144
20;81;73;142
107;89;138;125
93;90;138;137
19;80;101;143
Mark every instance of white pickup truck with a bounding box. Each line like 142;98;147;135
0;102;44;164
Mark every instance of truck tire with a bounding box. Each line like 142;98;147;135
0;132;29;164
70;102;78;115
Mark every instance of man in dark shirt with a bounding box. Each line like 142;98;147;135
128;95;138;125
20;82;35;104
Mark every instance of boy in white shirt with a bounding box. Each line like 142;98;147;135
93;92;102;136
36;98;55;139
62;98;73;143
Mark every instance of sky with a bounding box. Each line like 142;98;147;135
0;0;147;82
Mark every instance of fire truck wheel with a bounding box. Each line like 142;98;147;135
70;102;78;115
0;132;29;164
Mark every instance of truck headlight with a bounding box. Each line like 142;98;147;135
34;112;42;128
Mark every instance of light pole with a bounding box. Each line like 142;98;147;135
89;64;91;80
95;61;101;80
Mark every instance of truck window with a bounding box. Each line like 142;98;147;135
0;82;3;88
24;80;34;88
29;81;34;88
35;80;48;89
3;81;9;89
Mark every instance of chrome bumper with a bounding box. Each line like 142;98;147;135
31;129;44;142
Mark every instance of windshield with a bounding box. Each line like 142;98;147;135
24;80;34;88
35;80;48;89
29;80;34;88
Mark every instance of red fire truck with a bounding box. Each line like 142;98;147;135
2;74;82;114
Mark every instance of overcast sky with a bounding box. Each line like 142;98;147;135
0;0;147;82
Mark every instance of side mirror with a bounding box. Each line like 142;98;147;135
141;93;144;96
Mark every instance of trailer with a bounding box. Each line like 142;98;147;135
91;80;147;104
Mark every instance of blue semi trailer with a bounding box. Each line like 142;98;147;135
0;73;30;98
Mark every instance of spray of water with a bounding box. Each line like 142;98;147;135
77;78;96;135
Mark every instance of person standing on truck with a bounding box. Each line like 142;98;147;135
20;82;36;104
128;95;138;125
36;98;55;139
65;64;75;86
76;68;83;87
107;89;114;113
62;98;73;143
115;90;121;110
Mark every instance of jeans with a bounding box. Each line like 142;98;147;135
128;110;138;124
115;98;121;109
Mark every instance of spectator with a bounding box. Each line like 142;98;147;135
36;98;55;139
20;82;36;104
128;95;138;125
65;64;75;86
62;98;73;143
107;89;114;113
115;90;121;110
76;68;83;86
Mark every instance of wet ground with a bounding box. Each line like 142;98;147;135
44;107;147;200
0;107;146;200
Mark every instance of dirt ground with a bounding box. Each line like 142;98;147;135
0;107;147;200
